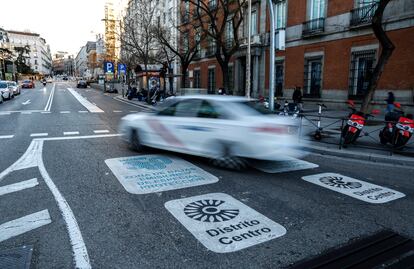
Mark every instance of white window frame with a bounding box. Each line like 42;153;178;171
274;1;286;29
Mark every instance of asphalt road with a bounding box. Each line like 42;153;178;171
0;82;413;269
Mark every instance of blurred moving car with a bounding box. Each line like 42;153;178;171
7;81;21;95
22;80;35;88
77;80;88;88
63;76;68;81
119;96;301;163
0;80;14;100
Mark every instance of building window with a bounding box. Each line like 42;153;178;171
208;68;216;94
207;35;216;57
225;19;234;48
303;57;323;98
251;10;258;35
194;69;201;88
274;1;286;30
308;0;325;20
349;50;376;97
183;32;189;51
195;27;201;55
228;66;234;93
208;0;217;10
35;60;38;65
350;0;378;27
275;61;284;97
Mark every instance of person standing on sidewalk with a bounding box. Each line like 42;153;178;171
292;86;303;112
385;92;395;114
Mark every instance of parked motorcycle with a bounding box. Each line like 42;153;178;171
379;103;414;148
341;101;371;146
279;100;300;118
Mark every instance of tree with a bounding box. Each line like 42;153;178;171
14;46;32;74
187;0;246;93
154;17;202;91
120;0;158;90
361;0;395;113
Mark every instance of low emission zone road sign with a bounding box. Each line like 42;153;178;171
165;193;286;253
302;173;405;204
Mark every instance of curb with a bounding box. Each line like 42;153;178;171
301;144;414;166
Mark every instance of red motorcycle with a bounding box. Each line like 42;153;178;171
341;100;374;146
380;103;414;148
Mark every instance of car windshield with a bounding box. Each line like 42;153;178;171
0;82;7;88
8;82;17;86
23;80;31;83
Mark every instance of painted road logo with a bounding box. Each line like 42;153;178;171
165;193;286;253
105;155;218;194
302;173;405;204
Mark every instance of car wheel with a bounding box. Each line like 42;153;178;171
0;95;3;103
130;129;144;152
209;142;247;171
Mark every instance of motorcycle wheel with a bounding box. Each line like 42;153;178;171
379;129;388;145
342;131;354;145
314;131;322;141
394;134;409;149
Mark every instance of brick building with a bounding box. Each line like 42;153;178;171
184;0;414;106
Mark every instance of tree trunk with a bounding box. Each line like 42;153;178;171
221;61;230;95
168;66;174;95
360;0;395;114
181;63;189;91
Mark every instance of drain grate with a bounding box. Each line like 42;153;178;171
0;245;33;269
290;230;414;269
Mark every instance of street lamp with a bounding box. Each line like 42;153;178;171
245;0;252;99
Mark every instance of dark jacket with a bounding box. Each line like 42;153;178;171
292;89;302;103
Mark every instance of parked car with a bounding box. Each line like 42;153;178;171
22;79;35;88
0;80;14;100
119;95;303;164
7;81;21;95
77;80;88;88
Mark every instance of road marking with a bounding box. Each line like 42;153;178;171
302;173;406;204
0;209;51;242
0;140;91;268
21;111;32;114
0;135;14;139
60;111;71;114
67;88;104;113
165;193;287;253
251;157;318;173
41;111;51;114
63;131;79;136
0;112;11;115
113;110;122;113
78;110;88;113
105;155;219;194
30;133;48;137
0;178;39;196
44;84;55;111
22;99;31;105
93;130;110;134
129;110;138;113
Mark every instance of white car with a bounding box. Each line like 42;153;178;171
0;80;13;100
7;81;21;95
119;95;302;164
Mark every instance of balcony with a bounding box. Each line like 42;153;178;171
302;18;325;37
350;3;378;28
206;45;216;57
225;38;234;49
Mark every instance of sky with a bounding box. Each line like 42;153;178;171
0;0;108;56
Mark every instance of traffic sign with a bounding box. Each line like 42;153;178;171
104;61;114;73
118;63;127;74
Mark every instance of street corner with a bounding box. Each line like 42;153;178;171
104;154;219;194
302;172;406;204
164;192;287;253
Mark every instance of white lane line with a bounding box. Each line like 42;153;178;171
129;110;138;113
63;131;79;136
0;112;11;115
113;110;122;113
93;130;110;134
21;112;32;115
0;209;51;242
78;110;88;113
67;88;104;113
0;135;14;139
60;111;71;114
41;111;51;114
0;178;39;196
40;133;121;141
30;133;49;137
44;83;55;111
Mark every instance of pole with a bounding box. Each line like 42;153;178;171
267;0;275;111
245;0;252;99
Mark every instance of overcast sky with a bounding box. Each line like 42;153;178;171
0;0;108;55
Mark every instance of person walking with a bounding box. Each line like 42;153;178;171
385;91;395;114
292;86;303;112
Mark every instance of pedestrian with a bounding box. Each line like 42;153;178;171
385;91;395;114
292;86;303;112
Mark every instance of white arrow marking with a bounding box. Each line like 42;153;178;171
22;100;31;105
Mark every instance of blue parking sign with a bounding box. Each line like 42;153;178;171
104;61;114;73
118;63;127;74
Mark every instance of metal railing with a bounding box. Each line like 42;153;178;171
302;18;325;37
350;3;378;27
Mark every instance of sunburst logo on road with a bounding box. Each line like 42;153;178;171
184;199;239;222
319;176;362;189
